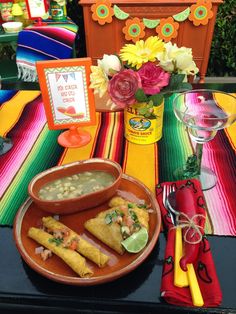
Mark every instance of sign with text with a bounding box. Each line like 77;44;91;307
26;0;48;19
36;58;96;130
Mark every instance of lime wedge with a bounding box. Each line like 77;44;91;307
121;228;148;253
143;18;160;29
113;5;129;20
173;7;190;22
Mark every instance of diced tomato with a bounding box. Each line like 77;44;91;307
69;240;78;250
123;215;134;227
120;205;128;215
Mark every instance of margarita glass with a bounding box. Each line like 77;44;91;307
173;89;236;190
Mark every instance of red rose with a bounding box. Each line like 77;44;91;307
108;69;141;108
138;62;170;95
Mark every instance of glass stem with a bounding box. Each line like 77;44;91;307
195;143;203;175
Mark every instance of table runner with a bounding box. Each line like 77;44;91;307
0;91;64;224
0;92;235;236
16;19;78;82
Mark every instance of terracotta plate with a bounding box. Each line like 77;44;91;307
13;174;161;286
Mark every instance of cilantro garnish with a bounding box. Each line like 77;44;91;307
48;237;63;246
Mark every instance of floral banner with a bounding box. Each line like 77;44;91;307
91;0;214;43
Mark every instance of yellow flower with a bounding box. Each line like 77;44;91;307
90;66;109;97
120;36;165;69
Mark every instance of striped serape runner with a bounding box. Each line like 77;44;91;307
59;95;236;236
0;91;64;225
16;19;78;82
0;92;235;236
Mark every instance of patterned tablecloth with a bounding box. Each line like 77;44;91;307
0;90;235;236
16;19;78;82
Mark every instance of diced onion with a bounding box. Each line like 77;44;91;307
53;214;60;221
35;246;44;254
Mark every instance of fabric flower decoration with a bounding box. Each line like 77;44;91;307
156;17;179;42
156;42;199;76
91;0;114;25
137;62;170;95
122;17;145;43
108;69;142;108
189;0;213;26
120;36;165;69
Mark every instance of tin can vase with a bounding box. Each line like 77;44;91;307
124;101;164;145
50;1;67;21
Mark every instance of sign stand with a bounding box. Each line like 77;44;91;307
57;126;91;148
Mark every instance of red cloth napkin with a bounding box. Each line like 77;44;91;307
156;178;222;307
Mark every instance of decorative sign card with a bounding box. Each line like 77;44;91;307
36;58;96;130
26;0;48;19
36;58;96;147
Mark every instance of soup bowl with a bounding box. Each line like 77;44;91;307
28;158;122;215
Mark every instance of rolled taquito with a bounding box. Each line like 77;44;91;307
42;216;109;267
28;227;93;278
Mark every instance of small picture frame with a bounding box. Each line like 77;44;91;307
36;58;96;147
25;0;48;20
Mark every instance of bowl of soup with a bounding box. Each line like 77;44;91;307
28;158;122;215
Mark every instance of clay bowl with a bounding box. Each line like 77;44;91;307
28;158;122;215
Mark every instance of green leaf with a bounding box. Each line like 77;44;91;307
170;73;186;86
161;74;192;95
149;93;164;106
137;107;149;115
135;88;149;102
179;82;193;91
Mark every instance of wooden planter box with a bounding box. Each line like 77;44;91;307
79;0;223;83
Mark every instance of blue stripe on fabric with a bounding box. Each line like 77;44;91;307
16;46;55;63
0;91;17;106
17;31;72;59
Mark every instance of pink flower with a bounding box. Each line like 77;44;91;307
108;69;142;108
138;62;170;95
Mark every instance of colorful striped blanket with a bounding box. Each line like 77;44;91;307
0;91;235;236
16;19;78;82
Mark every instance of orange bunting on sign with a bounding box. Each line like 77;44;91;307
90;0;213;42
91;0;114;25
189;0;214;26
122;17;145;43
156;17;179;42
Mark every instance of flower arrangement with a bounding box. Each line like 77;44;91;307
90;36;199;117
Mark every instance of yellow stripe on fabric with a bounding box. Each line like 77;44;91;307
123;141;157;194
225;123;236;151
108;112;122;160
102;112;120;159
59;112;101;165
216;92;236;150
0;91;41;137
